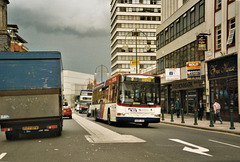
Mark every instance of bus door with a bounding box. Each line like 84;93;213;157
99;100;105;119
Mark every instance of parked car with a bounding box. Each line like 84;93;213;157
63;102;72;119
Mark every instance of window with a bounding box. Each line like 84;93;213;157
228;0;235;3
215;0;221;11
215;25;221;50
227;18;235;45
155;0;205;48
199;1;205;23
170;24;174;41
165;28;169;44
176;19;180;37
183;14;187;33
190;8;195;29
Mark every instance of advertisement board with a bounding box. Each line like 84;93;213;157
165;68;180;80
186;61;201;80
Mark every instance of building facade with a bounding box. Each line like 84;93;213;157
8;24;29;52
156;0;208;114
205;0;239;121
156;0;239;121
62;70;94;107
0;0;10;52
110;0;161;76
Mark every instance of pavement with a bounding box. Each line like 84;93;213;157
161;113;240;135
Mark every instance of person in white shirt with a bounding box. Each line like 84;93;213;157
213;100;223;124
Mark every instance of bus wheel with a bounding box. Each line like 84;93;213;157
142;122;149;128
107;111;112;125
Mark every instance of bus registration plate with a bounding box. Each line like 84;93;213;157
134;119;144;122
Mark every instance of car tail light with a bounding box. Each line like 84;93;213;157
46;125;58;129
1;128;13;132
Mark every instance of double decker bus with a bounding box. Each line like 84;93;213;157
91;74;161;127
79;89;92;113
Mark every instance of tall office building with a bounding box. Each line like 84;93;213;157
110;0;161;76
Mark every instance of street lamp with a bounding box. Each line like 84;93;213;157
122;28;150;73
94;64;109;83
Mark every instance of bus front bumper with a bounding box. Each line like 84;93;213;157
116;117;160;123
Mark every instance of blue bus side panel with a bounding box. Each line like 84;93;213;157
0;55;61;91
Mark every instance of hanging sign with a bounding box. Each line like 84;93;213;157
197;35;207;51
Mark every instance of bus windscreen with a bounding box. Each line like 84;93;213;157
118;79;160;106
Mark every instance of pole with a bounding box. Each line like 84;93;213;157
161;108;164;121
135;28;138;73
101;64;103;82
229;104;235;129
209;107;214;127
170;107;174;122
194;108;198;125
181;108;185;123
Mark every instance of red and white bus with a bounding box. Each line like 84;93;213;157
90;74;161;127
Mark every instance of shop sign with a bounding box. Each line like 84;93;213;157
186;61;201;80
172;80;203;91
208;55;237;79
197;35;207;51
165;68;180;80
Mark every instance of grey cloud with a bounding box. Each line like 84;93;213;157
8;7;110;38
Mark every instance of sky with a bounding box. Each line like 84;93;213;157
8;0;111;76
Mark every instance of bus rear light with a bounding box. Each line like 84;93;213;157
117;113;125;116
46;125;58;129
155;114;161;117
1;128;13;132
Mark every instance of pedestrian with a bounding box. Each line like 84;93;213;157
174;98;181;118
197;99;204;120
213;100;223;124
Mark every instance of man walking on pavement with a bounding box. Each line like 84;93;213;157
213;99;223;124
174;98;181;118
198;99;204;120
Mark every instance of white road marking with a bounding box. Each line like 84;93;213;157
0;153;7;160
169;139;212;157
73;114;146;143
209;139;240;149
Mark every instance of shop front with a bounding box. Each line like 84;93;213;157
207;54;238;121
161;79;205;114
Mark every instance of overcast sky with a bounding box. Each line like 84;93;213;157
8;0;111;75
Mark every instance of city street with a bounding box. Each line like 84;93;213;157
0;112;240;162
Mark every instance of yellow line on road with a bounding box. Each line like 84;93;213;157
160;123;240;138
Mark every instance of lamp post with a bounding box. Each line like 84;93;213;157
122;28;150;73
94;64;109;83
